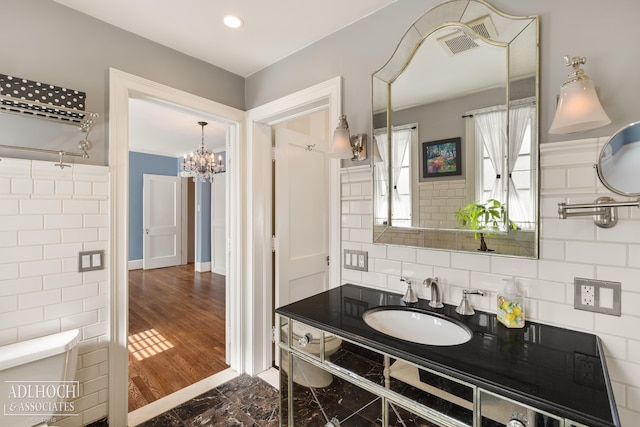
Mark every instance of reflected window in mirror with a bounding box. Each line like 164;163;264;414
468;99;536;231
374;125;418;227
508;103;536;230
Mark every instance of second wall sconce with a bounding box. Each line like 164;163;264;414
549;55;611;134
330;115;367;161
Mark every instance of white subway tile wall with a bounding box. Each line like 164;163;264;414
340;138;640;425
0;158;109;427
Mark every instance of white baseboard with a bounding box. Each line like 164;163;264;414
211;266;226;275
257;367;279;390
128;260;143;270
195;261;211;272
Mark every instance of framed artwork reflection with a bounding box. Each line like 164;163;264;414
420;137;462;181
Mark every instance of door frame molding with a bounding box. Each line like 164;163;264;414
108;68;244;425
244;76;342;374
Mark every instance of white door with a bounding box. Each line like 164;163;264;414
211;173;226;275
275;128;330;308
143;174;182;270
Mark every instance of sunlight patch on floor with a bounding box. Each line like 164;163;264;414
128;329;174;361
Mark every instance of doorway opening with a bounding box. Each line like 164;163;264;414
109;68;244;427
127;97;231;412
245;76;342;375
271;111;331;367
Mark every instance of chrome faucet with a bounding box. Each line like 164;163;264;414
400;277;418;304
423;277;443;308
455;289;485;315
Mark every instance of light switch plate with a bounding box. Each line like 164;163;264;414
79;250;105;272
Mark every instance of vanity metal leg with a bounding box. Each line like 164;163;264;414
285;320;294;426
383;355;391;426
381;396;388;426
473;387;480;427
384;355;391;389
287;352;294;426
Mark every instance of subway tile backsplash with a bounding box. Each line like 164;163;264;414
1;137;638;425
340;138;640;423
0;157;108;426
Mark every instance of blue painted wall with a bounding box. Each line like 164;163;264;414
128;151;181;261
129;151;225;265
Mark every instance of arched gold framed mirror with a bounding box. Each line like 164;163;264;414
372;0;539;258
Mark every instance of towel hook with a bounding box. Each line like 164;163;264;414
54;151;71;169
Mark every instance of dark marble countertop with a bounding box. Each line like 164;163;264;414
275;283;621;427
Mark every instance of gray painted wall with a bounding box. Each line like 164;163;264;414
388;87;507;147
4;0;634;166
246;0;639;144
1;0;244;166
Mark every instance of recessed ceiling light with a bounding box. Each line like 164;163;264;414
223;15;244;29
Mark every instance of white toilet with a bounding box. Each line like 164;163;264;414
0;329;80;427
282;322;342;388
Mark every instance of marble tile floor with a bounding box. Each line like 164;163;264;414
131;343;463;427
135;374;280;427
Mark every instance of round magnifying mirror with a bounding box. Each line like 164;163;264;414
596;121;640;196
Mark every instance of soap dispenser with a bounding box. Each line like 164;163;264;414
497;279;524;328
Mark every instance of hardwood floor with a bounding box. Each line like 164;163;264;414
128;264;228;413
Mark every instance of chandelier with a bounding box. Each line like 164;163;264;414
180;121;224;183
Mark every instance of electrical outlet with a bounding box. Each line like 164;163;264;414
581;285;595;306
574;278;621;316
343;249;368;271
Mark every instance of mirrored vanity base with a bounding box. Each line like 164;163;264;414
281;341;473;427
276;284;620;427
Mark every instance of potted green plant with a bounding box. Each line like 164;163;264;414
455;199;517;251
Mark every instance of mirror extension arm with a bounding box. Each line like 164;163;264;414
557;196;640;228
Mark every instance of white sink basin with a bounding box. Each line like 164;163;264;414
363;307;472;346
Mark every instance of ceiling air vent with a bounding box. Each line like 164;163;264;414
437;15;498;56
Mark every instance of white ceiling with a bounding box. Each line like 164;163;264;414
128;97;229;157
53;0;396;156
53;0;396;78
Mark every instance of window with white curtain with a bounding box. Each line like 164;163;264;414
373;125;417;227
472;100;536;229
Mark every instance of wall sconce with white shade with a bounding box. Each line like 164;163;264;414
330;115;367;161
549;55;611;134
